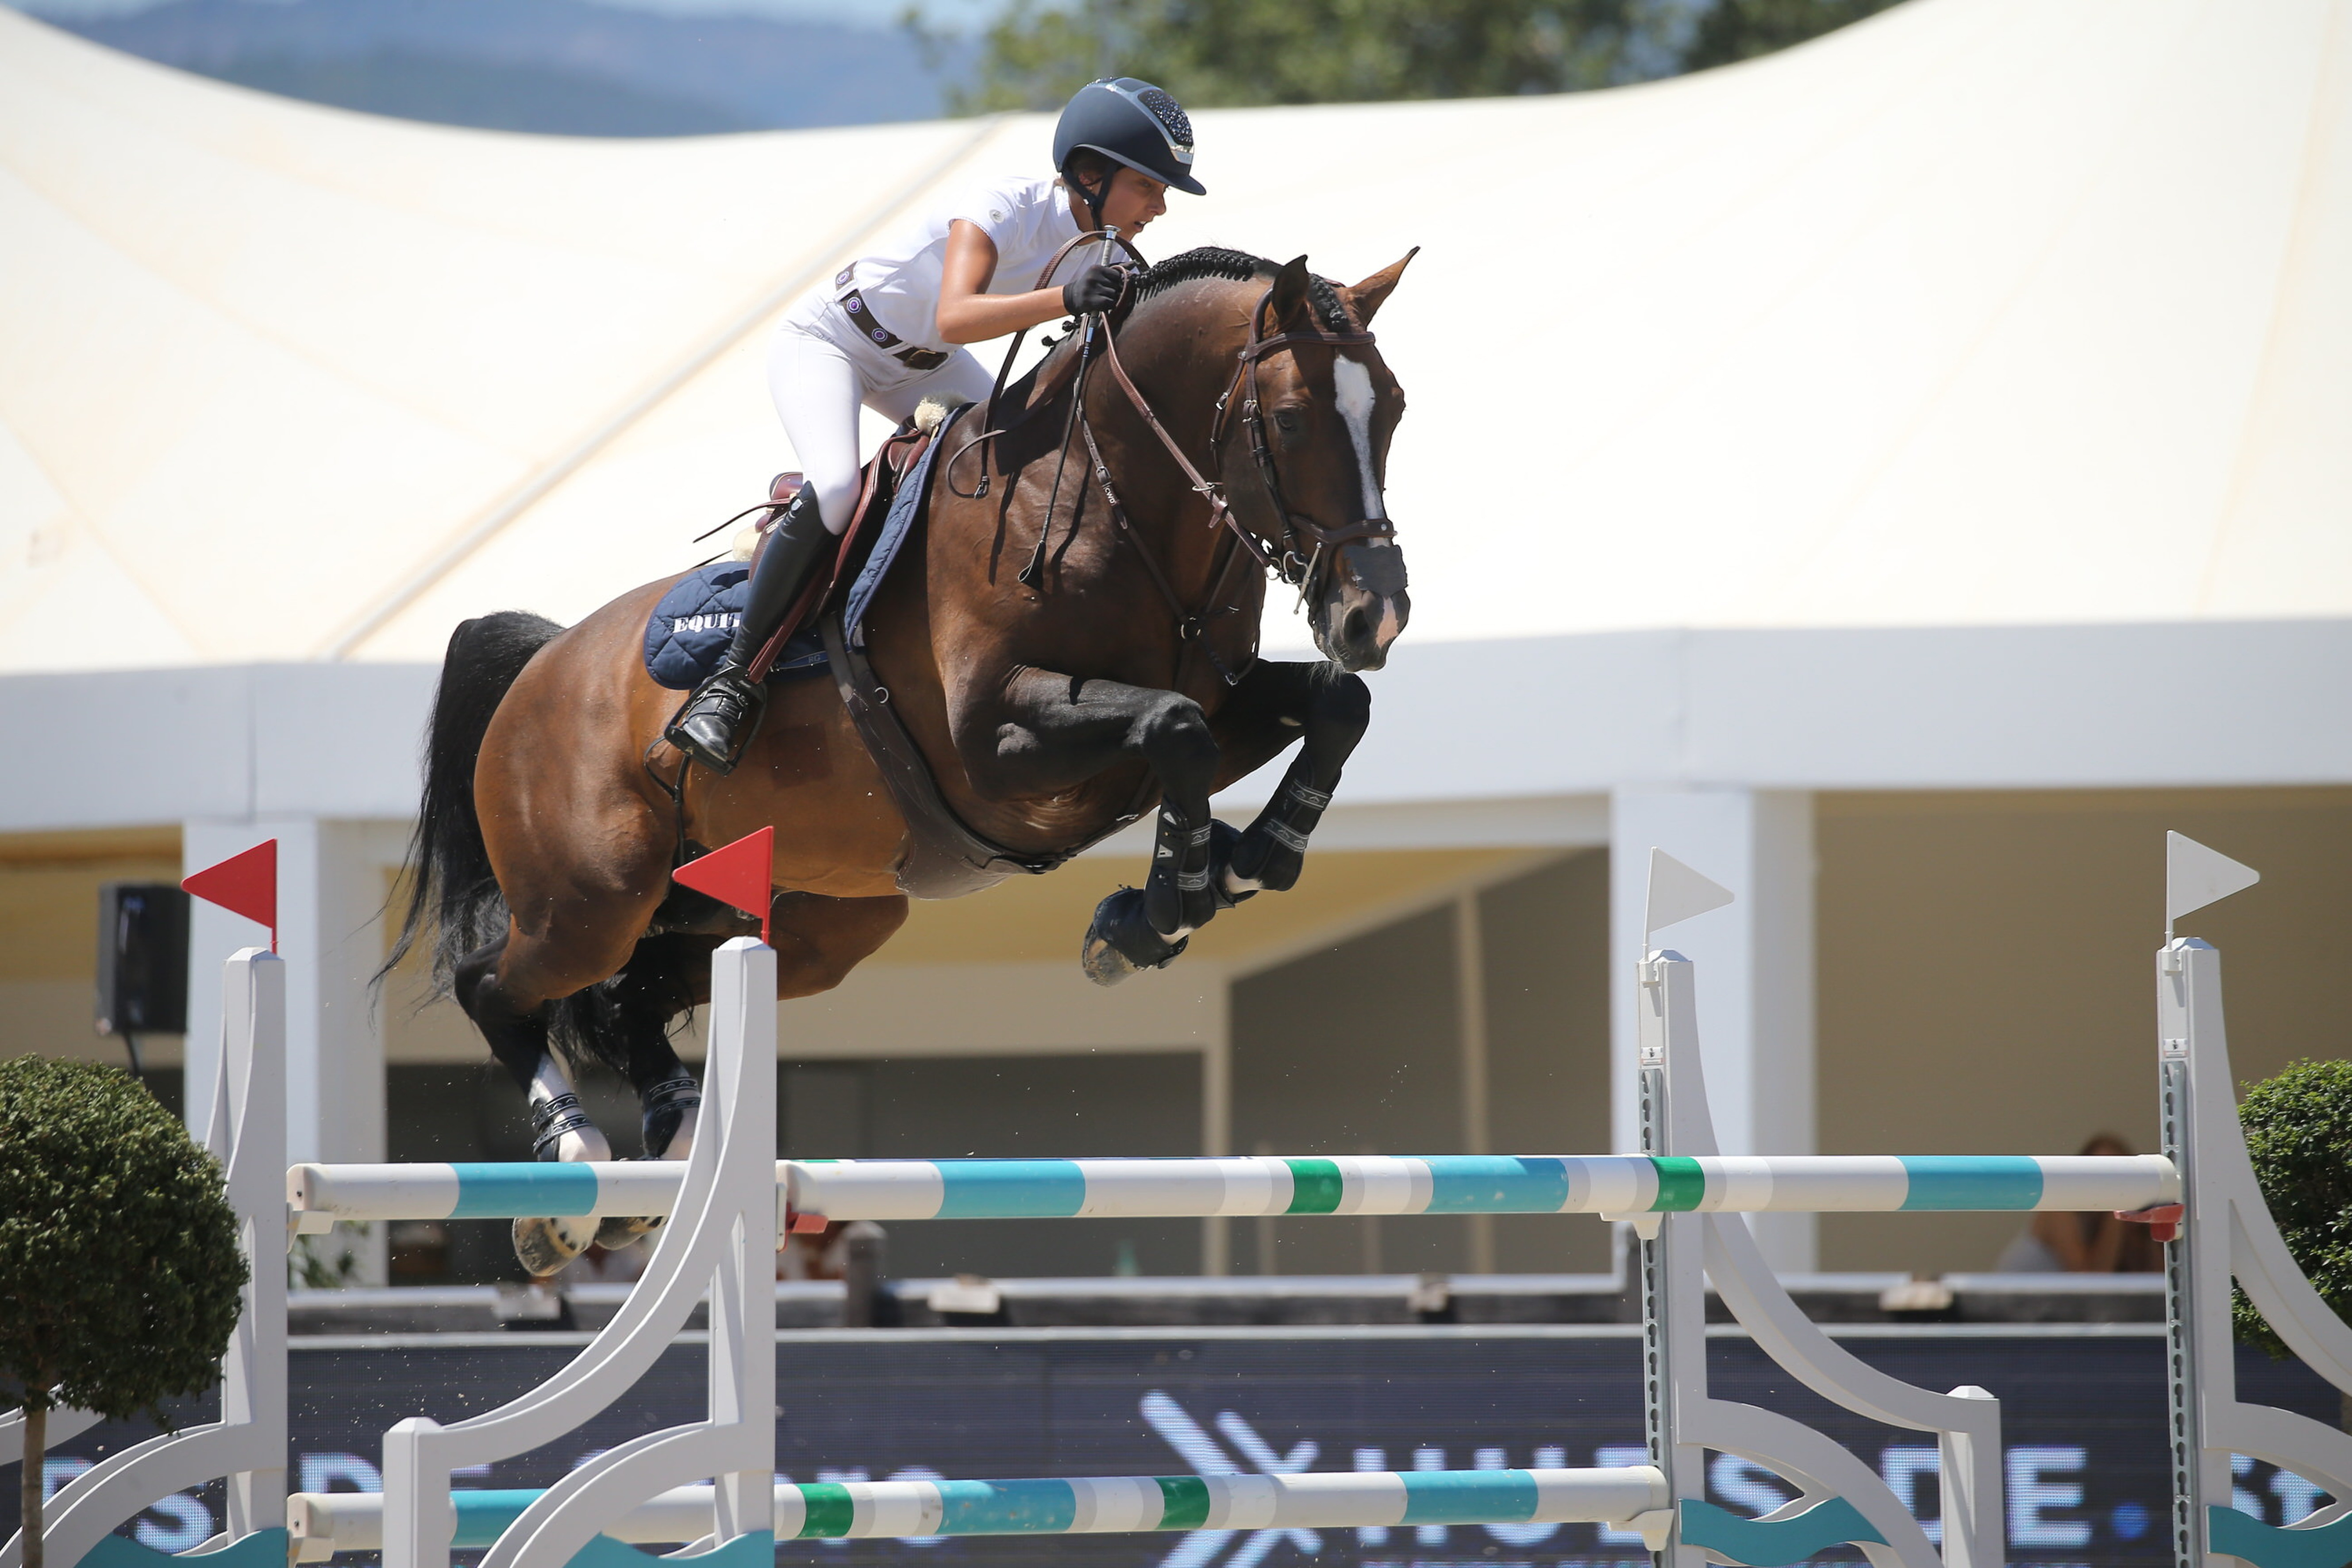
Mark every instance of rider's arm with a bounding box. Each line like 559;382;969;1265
934;220;1080;344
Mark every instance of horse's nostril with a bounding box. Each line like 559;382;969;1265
1343;608;1370;647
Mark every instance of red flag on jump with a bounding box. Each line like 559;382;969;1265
674;827;775;946
183;839;278;952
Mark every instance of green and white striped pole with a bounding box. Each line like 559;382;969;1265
292;1463;1669;1558
288;1150;2178;1231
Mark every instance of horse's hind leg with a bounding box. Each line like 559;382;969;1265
587;894;905;1248
1205;659;1371;897
587;933;719;1252
453;936;620;1274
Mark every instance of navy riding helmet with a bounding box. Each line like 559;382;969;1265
1053;78;1207;203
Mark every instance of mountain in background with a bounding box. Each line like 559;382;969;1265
25;0;973;135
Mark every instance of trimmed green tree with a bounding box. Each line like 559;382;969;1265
0;1058;245;1568
2233;1057;2352;1363
932;0;1908;114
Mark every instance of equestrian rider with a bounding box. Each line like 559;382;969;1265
666;77;1209;773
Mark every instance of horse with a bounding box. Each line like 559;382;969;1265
385;244;1417;1274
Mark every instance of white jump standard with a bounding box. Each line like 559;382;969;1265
0;949;290;1568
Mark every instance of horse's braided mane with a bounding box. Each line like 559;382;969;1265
997;246;1354;412
1134;246;1354;333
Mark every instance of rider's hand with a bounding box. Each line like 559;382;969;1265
1062;264;1127;316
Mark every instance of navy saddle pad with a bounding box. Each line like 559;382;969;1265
642;562;827;691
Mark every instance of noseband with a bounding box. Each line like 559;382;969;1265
953;236;1397;683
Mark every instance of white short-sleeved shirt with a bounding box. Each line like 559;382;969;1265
836;173;1087;354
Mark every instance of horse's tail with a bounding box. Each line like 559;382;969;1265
380;611;565;997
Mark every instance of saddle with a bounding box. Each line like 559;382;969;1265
687;403;1143;901
741;420;932;680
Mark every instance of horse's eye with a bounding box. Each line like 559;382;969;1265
1274;409;1303;434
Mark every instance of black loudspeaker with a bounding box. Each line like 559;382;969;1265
96;882;190;1038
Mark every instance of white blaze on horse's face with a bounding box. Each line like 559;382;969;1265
1332;356;1384;520
1313;353;1408;669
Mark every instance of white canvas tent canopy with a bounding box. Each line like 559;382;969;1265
5;0;2349;668
2;0;2347;1276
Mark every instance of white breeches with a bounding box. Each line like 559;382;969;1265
768;302;997;535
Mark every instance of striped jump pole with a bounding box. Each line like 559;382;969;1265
781;1149;2177;1226
287;1151;2178;1230
294;1464;1671;1558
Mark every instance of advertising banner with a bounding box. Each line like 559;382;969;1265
11;1327;2339;1568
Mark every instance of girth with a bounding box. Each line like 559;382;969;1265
817;403;1146;899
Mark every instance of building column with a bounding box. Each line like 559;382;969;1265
186;817;400;1284
1610;787;1817;1273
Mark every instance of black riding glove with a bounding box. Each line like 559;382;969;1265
1062;264;1126;316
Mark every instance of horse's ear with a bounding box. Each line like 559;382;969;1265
1345;247;1419;326
1266;254;1314;328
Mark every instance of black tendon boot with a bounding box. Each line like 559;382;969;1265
665;486;832;774
1225;755;1333;896
596;1071;702;1250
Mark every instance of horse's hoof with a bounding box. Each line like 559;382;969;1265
513;1214;595;1278
1082;887;1188;987
594;1214;664;1251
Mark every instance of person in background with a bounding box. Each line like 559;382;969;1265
1996;1132;2164;1272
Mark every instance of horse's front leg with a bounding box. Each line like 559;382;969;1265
950;669;1222;984
1204;659;1372;899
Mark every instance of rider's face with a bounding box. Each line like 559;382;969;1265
1097;168;1169;233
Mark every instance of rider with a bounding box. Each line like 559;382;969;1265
666;77;1209;774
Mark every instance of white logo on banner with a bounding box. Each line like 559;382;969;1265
1142;1391;1320;1568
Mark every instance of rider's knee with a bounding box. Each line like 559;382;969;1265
806;473;859;535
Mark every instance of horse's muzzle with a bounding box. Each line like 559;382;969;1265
1313;545;1410;672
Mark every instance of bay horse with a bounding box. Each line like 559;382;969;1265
385;245;1416;1273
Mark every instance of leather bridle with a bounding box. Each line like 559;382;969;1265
946;232;1397;686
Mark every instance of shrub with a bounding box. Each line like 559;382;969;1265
2233;1058;2352;1358
0;1058;246;1567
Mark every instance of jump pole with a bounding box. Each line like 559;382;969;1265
289;1152;2179;1230
300;1464;1668;1557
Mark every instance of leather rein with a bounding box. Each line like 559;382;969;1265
946;232;1392;686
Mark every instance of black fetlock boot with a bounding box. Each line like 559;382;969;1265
597;1071;701;1250
666;486;832;774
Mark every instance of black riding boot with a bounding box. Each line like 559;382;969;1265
666;487;831;774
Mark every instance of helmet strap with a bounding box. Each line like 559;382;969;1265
1067;164;1110;231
